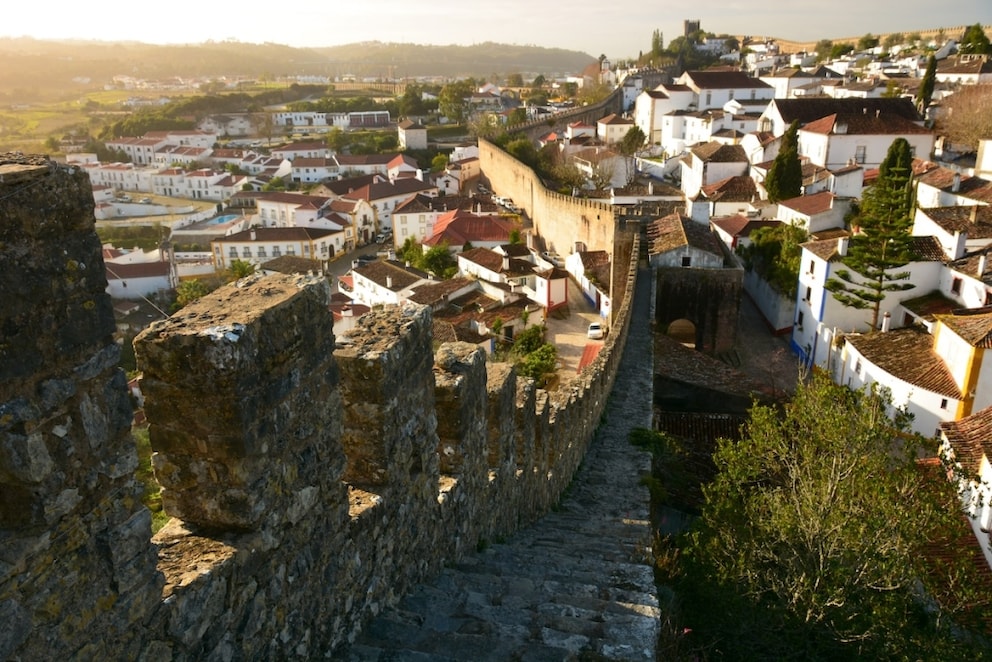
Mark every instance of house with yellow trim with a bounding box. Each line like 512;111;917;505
835;307;992;437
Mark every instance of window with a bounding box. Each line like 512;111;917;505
951;277;962;295
705;91;711;106
940;398;948;410
287;246;295;255
272;247;281;257
303;245;310;255
855;145;867;164
808;260;815;275
242;247;251;257
797;311;805;328
855;358;862;374
681;255;692;267
229;247;237;257
805;286;812;302
257;247;266;258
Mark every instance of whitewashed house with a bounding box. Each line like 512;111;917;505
211;226;343;270
797;112;934;169
791;234;946;368
398;119;428;150
777;191;850;234
680;142;750;199
646;212;726;269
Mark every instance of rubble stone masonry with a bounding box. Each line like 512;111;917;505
0;153;638;658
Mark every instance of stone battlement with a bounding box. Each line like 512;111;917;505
0;153;638;658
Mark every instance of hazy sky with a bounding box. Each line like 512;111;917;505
5;1;991;59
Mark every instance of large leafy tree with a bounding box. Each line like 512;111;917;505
764;120;802;203
618;125;646;186
959;23;992;55
936;83;992;151
916;54;937;114
684;373;990;659
438;80;474;123
737;223;807;299
826;138;916;330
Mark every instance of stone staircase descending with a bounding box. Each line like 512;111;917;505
344;269;658;661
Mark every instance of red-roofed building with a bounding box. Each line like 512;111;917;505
422;210;517;251
797;111;934;170
777;191;849;233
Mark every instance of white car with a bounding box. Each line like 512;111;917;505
587;322;605;340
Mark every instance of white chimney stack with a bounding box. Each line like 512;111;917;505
979;253;988;277
837;236;849;257
881;311;891;332
386;275;393;289
952;173;961;193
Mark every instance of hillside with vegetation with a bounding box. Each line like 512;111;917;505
0;38;595;104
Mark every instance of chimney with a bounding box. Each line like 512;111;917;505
342;305;354;317
250;229;256;240
386;275;393;289
837;236;849;256
502;255;510;271
978;253;987;277
881;311;891;332
952;173;961;192
970;205;979;223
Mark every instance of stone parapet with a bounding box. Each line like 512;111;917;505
0;149;641;659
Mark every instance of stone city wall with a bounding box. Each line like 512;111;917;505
0;153;639;659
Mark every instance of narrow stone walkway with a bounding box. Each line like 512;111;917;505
345;269;657;661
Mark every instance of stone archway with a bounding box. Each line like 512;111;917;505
667;318;697;348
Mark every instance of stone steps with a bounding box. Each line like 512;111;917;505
343;269;657;661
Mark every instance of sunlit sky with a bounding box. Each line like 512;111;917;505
5;1;990;59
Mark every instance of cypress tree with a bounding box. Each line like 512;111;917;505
915;55;936;114
765;120;802;203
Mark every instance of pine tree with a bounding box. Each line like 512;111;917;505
915;55;936;114
826;138;916;330
764;120;802;203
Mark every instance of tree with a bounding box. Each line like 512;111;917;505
507;107;527;125
857;33;880;51
916;55;937;114
935;83;992;151
438;80;474;123
830;43;855;59
420;243;457;278
826;138;916;330
959;23;992;55
651;29;664;57
684;372;990;659
506;73;524;87
227;259;255;281
173;279;212;311
883;32;904;52
764;120;802;203
617;125;646;185
814;39;833;61
737;223;807;298
531;74;546;89
430;154;448;172
327;127;348;153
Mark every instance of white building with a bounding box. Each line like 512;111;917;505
211;226;343;270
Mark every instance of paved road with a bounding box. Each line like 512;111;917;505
344;268;658;661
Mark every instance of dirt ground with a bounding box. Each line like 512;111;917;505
544;277;606;380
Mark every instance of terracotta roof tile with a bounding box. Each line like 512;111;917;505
920;206;992;239
699;175;757;202
779;191;836;216
647;213;724;258
846;327;962;398
935;307;992;348
940;405;992;474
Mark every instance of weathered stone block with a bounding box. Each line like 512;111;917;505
135;274;340;531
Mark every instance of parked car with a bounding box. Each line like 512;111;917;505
140;197;152;204
587;322;605;340
541;251;563;267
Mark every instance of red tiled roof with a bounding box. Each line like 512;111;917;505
846;327;962;399
935;307;992;348
647;212;724;257
577;342;603;373
423;210;516;247
711;216;780;237
801;112;933;136
699;175;757;202
779;191;836;216
105;260;170;280
940;405;992;474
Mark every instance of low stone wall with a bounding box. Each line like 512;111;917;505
0;153;640;659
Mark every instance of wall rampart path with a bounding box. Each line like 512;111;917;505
0;150;642;659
